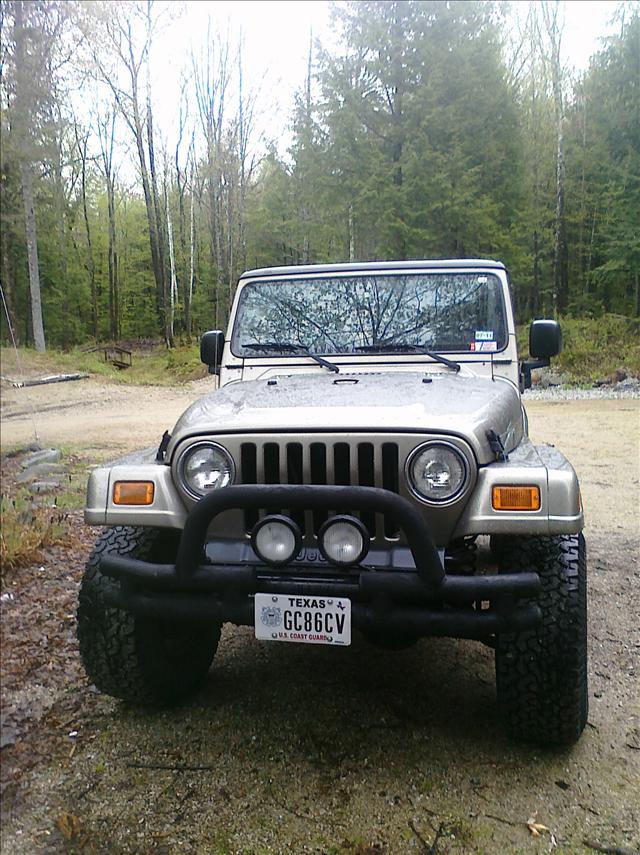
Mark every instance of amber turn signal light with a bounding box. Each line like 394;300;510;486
113;481;155;505
492;485;540;511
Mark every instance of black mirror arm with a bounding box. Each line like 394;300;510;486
521;358;550;390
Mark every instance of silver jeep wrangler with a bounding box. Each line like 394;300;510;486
78;260;587;745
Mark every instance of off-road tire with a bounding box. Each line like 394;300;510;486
495;534;588;746
77;525;221;705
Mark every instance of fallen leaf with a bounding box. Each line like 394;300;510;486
527;812;550;837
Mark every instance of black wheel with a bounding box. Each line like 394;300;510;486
495;534;588;746
77;526;221;705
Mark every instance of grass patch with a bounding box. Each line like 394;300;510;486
0;492;66;577
518;314;640;383
0;343;207;387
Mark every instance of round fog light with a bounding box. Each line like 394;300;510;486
319;516;369;566
251;516;301;566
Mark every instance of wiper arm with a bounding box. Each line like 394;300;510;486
242;342;340;373
354;343;460;372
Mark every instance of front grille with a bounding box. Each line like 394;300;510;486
238;440;400;541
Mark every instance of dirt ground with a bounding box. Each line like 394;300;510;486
1;378;639;854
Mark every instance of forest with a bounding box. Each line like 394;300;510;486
1;0;638;352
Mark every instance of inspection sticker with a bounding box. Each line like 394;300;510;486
474;330;495;341
254;593;351;646
470;341;498;352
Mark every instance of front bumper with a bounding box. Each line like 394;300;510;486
100;485;542;640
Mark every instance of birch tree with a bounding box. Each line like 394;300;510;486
74;120;98;338
6;1;64;351
97;106;119;340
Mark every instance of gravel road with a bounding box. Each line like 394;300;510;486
1;379;639;854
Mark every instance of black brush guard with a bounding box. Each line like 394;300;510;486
100;485;542;640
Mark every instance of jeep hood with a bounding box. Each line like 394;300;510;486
167;373;523;466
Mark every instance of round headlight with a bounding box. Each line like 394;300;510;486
319;516;369;566
251;516;301;566
179;442;234;499
408;442;468;503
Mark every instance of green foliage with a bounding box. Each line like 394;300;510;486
518;314;640;382
564;13;640;316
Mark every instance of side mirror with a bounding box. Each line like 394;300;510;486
530;319;562;359
200;330;225;375
521;319;562;391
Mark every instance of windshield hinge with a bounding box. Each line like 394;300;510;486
486;430;508;462
156;430;171;462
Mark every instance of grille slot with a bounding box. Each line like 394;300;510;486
238;439;400;543
240;443;258;530
382;443;400;538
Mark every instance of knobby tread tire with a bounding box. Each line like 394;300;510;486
495;534;588;746
77;525;220;705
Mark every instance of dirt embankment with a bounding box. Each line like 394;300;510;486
1;380;639;854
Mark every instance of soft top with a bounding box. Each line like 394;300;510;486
239;258;506;280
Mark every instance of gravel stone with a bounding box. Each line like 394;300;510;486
20;448;61;469
27;480;61;494
524;379;640;401
16;463;67;483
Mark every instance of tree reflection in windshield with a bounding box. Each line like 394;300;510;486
231;273;506;356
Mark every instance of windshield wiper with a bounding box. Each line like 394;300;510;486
242;342;340;373
354;343;461;372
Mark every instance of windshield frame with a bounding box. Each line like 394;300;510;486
229;270;509;360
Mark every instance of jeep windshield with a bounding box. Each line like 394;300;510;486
231;272;507;357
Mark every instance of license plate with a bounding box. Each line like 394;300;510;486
254;593;351;646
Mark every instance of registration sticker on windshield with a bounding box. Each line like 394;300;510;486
254;593;351;646
475;330;495;341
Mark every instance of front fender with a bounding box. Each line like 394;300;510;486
85;460;187;528
453;438;583;537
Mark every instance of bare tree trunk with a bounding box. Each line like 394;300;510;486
106;173;119;340
187;164;195;337
98;108;119;341
237;37;248;273
192;22;230;330
145;1;170;346
174;80;190;337
348;204;355;261
531;76;541;317
164;170;177;344
389;6;406;260
543;1;568;314
13;0;45;351
76;125;97;338
53;125;71;347
20;162;46;351
578;93;588;296
586;202;597;297
553;113;567;312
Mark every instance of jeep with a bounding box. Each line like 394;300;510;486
78;259;587;745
